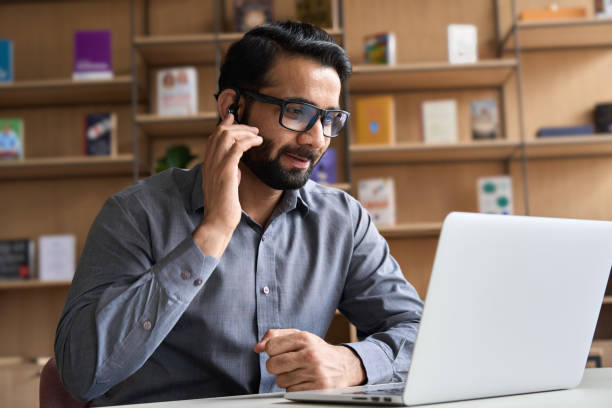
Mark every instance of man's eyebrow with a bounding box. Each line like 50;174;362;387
286;96;340;110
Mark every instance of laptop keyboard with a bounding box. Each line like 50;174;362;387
344;384;404;396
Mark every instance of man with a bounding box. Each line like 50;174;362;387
55;21;423;406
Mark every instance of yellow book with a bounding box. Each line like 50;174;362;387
354;95;395;145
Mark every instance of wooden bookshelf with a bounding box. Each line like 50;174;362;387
378;223;442;239
134;28;343;66
351;141;520;164
604;296;612;305
349;60;518;92
520;134;612;159
0;76;136;107
0;155;138;180
0;280;71;290
503;18;612;51
136;113;219;137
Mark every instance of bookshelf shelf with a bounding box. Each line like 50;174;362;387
378;223;442;239
521;134;612;159
0;76;137;107
349;59;518;92
0;155;138;180
350;140;520;164
0;280;71;290
137;113;219;137
502;18;612;51
134;29;343;66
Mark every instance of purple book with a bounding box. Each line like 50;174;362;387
311;147;337;184
73;30;113;80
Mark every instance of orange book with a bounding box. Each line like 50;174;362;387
354;95;395;145
519;6;586;21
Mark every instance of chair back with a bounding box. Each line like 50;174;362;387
39;357;88;408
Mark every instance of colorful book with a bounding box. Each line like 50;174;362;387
84;113;117;156
477;176;513;215
156;67;198;115
447;24;478;64
355;95;395;145
471;99;499;140
234;0;274;32
296;0;333;28
536;125;594;137
0;39;13;83
358;178;396;227
519;6;586;21
0;239;35;280
0;118;24;160
421;99;458;143
595;104;612;133
73;30;113;80
364;32;396;65
38;234;76;282
311;147;337;184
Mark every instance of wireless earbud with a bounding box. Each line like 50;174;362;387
227;104;238;115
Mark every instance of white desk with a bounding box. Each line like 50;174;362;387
112;368;612;407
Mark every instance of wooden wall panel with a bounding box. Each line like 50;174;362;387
0;0;133;79
148;0;217;35
344;0;498;64
520;49;612;140
0;362;41;407
0;177;134;260
524;157;612;220
0;105;133;159
352;161;508;223
349;89;505;144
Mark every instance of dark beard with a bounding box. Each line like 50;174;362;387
240;136;321;190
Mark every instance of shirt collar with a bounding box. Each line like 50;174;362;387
189;164;309;217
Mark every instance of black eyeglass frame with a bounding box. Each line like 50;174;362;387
239;89;350;138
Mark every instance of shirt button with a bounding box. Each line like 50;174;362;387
194;278;203;286
262;286;270;295
261;235;266;242
142;320;153;331
181;270;192;280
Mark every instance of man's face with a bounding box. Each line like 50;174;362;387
240;55;341;190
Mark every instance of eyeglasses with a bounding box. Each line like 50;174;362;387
240;89;350;138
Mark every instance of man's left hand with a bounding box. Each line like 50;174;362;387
253;329;366;391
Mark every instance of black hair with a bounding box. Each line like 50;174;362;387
217;20;352;97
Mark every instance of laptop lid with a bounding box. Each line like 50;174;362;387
403;212;612;405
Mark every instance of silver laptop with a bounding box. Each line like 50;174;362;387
286;212;612;406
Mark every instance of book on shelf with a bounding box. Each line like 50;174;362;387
358;178;396;227
447;24;478;64
156;67;198;116
0;39;13;83
471;99;499;140
536;125;594;137
477;176;513;215
296;0;334;28
519;6;586;21
0;239;35;280
596;0;612;18
73;30;113;80
0;118;24;160
595;103;612;133
311;147;337;184
354;95;395;145
234;0;274;32
38;234;76;282
364;32;396;65
421;99;458;144
83;113;117;156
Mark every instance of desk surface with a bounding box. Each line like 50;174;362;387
113;368;612;407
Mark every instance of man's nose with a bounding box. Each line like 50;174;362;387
297;119;326;149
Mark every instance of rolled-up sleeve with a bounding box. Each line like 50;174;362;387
339;198;423;385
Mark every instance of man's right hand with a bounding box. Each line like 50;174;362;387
192;113;262;258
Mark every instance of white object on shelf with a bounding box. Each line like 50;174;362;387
421;99;458;143
38;234;76;281
477;176;514;215
156;66;198;115
447;24;478;64
358;178;396;227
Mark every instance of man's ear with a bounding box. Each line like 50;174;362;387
218;89;242;121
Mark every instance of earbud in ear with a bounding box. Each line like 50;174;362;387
227;104;238;115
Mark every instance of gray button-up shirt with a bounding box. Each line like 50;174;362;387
55;164;423;406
